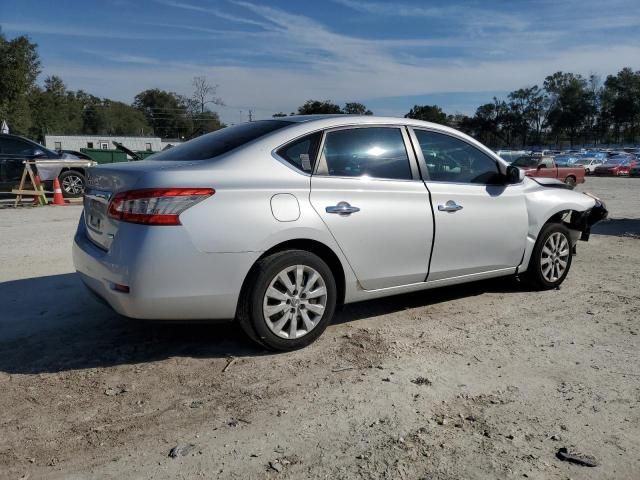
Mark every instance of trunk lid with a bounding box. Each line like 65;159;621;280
82;160;201;250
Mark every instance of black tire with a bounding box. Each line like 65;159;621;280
237;249;337;351
58;170;86;198
524;223;573;290
564;176;576;188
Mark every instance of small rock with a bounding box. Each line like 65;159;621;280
343;333;353;339
381;377;391;382
410;376;432;386
104;387;125;396
269;460;283;473
277;409;288;417
550;434;561;441
169;444;196;458
556;447;598;467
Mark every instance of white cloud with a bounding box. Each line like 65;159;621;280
20;0;640;123
155;0;272;28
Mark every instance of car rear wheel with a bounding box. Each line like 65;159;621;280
524;223;573;290
564;176;576;188
59;170;86;198
237;250;337;351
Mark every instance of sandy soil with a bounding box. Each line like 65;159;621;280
0;177;638;479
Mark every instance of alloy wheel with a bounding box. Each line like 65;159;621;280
61;175;84;195
540;232;570;282
262;265;327;339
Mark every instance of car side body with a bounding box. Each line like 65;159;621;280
72;116;606;348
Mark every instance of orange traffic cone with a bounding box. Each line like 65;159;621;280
52;177;65;206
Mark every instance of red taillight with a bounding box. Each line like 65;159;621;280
108;188;214;225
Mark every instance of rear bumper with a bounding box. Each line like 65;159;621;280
72;216;259;320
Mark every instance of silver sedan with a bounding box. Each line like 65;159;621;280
73;116;607;350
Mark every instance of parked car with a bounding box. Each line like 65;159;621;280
629;164;640;177
593;155;638;176
73;116;607;350
574;156;604;175
553;154;580;166
0;133;94;197
496;150;528;163
59;149;94;161
511;155;585;187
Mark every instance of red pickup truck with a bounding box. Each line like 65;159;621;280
511;155;586;187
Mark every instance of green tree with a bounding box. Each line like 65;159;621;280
133;89;192;138
297;100;342;115
29;76;83;138
601;67;640;143
404;105;448;125
0;32;41;134
543;72;595;146
343;102;373;115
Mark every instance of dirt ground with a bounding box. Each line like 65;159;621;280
0;177;638;479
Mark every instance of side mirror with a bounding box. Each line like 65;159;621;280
537;164;545;169
32;149;47;158
506;165;524;184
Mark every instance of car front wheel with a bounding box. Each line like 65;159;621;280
237;250;337;351
525;223;573;290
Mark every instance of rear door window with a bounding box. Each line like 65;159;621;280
319;127;412;180
151;120;293;161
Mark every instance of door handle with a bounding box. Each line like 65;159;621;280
326;201;360;216
438;200;463;212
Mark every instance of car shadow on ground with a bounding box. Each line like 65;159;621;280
591;218;640;238
0;272;523;375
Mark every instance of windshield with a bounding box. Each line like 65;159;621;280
150;120;293;161
573;159;589;165
511;156;539;168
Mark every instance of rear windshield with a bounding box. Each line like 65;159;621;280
150;120;293;161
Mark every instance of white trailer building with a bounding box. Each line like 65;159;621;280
44;135;181;152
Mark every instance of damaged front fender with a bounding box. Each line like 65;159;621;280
568;196;608;241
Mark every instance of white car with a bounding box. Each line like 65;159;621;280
73;116;608;350
574;157;603;174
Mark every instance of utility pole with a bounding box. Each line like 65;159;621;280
248;109;254;122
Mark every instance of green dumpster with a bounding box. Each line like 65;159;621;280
135;151;157;159
80;148;128;164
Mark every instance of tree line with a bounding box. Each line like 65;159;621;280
1;31;639;147
294;68;640;148
0;33;223;141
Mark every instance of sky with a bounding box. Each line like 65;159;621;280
2;0;640;125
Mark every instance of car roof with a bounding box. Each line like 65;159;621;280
264;114;506;165
282;114;454;131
